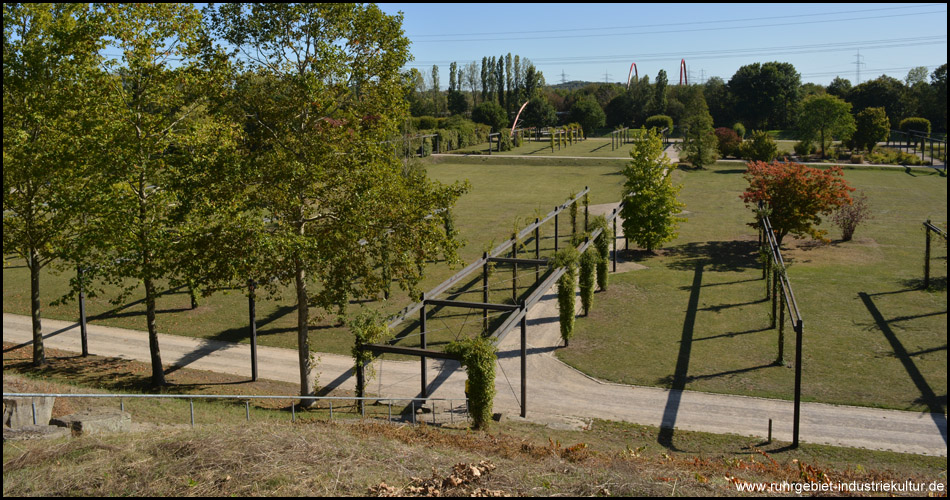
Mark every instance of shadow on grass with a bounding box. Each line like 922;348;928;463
858;292;947;445
657;261;702;451
665;240;760;273
711;169;748;175
901;276;947;292
691;326;771;343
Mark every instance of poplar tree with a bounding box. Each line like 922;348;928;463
621;128;686;253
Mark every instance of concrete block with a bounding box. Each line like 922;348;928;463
3;396;55;428
3;424;71;441
51;409;131;436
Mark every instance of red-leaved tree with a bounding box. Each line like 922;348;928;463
741;161;854;246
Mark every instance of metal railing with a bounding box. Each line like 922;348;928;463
2;393;469;428
758;208;805;448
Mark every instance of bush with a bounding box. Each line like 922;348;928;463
740;130;778;162
853;107;890;153
471;101;509;132
831;191;872;241
733;122;746;139
498;131;513;152
415;115;439;130
445;336;497;431
793;140;815;157
850;154;863;164
442;115;490;149
645;114;674;132
588;215;611;291
579;250;597;316
899;117;931;136
568;96;606;137
714;127;742;157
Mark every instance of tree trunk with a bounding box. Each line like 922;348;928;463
144;276;166;386
295;258;316;407
29;249;46;367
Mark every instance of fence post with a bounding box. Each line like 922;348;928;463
482;252;489;332
249;279;258;381
771;268;778;329
190;399;195;427
924;221;931;289
792;319;803;448
512;236;518;303
520;300;527;418
420;292;427;397
777;287;785;365
535;218;541;281
554;208;559;254
78;266;88;357
613;211;618;272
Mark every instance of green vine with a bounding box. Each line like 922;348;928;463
579;249;597;316
550;247;579;347
589;215;611;290
569;192;578;236
445;336;497;430
350;309;393;399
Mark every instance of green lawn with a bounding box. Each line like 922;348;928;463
2;159;624;359
557;164;947;412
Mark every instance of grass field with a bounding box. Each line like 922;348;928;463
3;157;945;412
557;164;947;412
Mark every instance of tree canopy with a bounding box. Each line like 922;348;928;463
621;127;685;252
798;94;855;159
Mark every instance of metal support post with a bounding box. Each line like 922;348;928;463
924;221;931;288
771;269;778;329
554;208;559;253
512;237;518;303
520;301;527;418
78;267;88;357
777;289;785;365
792;320;803;448
420;292;427;397
482;252;489;332
535;218;540;281
248;279;258;381
612;211;618;272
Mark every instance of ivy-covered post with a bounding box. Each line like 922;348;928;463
590;215;611;291
248;279;258;381
579;244;596;316
420;292;429;397
613;210;618;273
482;252;489;332
551;247;579;347
446;336;497;430
351;310;393;415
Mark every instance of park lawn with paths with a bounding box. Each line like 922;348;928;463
557;163;947;412
2;160;623;362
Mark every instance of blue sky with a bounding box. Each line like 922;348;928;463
377;2;948;88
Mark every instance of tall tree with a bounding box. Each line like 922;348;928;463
931;64;947;132
620;127;685;252
464;60;479;106
505;53;513;114
3;3;105;366
827;76;852;99
513;55;522;106
431;64;443;115
496;54;505;109
798;94;855;159
90;3;236;386
678;87;719;168
448;61;457;92
208;3;467;404
847;75;905;128
480;56;488;104
653;69;669;116
728;61;801;129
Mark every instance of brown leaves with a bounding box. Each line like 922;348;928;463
367;460;508;497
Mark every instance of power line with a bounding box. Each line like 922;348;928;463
407;4;943;38
409;9;947;43
853;50;866;84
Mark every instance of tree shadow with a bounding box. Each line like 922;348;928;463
712;169;747;175
664;240;760;273
858;292;947;445
657;261;702;451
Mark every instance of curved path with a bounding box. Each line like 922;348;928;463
3;204;945;457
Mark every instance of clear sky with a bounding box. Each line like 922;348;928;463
377;2;948;88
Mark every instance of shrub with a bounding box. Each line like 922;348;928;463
498;130;512;151
899;117;931;136
568;96;606;137
445;336;497;430
852;107;890;152
579;250;597;316
588;215;611;291
350;310;392;404
714;127;742;157
740;130;779;162
733;122;746;139
645;114;673;132
793;140;815;157
831;191;872;241
416;115;439;130
850;154;863;164
471;101;509;131
550;247;579;347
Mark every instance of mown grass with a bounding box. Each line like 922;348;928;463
558;164;947;412
2;160;623;361
4;345;945;497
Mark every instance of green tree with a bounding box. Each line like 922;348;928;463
471;101;509;132
678;88;719;168
86;3;239;386
852;107;890;152
740;130;778;162
931;64;947;132
847;75;905;128
209;3;468;404
798;94;855;159
567;96;605;137
827;77;852;99
728;62;801;129
3;3;106;366
621;127;685;252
